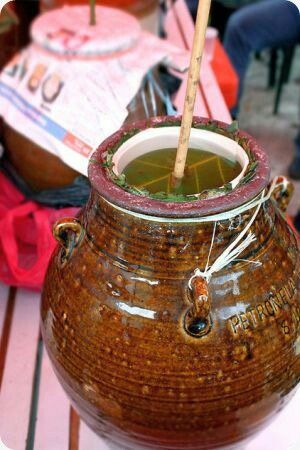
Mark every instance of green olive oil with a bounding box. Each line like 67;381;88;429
122;148;242;196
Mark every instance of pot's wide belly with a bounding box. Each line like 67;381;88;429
41;232;300;449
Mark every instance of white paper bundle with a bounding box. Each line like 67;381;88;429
0;5;188;175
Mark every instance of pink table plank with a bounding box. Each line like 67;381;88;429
167;0;198;50
174;73;208;117
0;284;9;338
34;351;70;450
79;422;110;450
246;388;300;450
0;289;40;450
164;3;188;53
200;59;232;123
167;0;231;123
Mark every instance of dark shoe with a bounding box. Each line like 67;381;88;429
288;157;300;180
294;211;300;232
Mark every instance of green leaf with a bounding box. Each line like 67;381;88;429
194;122;219;133
226;120;239;133
115;173;126;186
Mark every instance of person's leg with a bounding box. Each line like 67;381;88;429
294;131;300;157
294;209;300;232
185;0;198;19
288;131;300;180
209;1;236;40
224;0;300;114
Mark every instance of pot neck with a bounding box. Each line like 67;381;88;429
83;189;275;277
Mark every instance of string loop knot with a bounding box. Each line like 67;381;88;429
188;176;285;287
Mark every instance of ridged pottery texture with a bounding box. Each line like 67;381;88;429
41;117;300;450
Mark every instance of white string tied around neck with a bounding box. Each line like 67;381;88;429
188;176;285;287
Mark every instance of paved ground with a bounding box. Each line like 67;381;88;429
238;49;300;217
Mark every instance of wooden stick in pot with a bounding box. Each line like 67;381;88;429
90;0;96;26
173;0;212;182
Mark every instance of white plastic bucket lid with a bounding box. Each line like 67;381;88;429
112;127;249;190
31;5;141;57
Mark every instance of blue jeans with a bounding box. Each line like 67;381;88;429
224;0;300;157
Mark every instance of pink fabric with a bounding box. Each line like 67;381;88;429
0;172;79;290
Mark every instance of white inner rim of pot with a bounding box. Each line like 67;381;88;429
112;127;250;191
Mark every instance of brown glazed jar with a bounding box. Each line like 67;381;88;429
3;80;164;192
2;5;164;192
41;116;300;450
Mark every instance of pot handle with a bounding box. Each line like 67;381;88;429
271;176;294;213
53;218;84;266
184;276;213;338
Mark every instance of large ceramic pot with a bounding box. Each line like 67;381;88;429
3;125;79;191
41;116;299;450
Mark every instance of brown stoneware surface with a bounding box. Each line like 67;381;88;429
3;124;79;191
3;79;164;192
41;117;300;450
3;91;164;191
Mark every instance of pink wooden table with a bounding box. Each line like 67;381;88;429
0;1;299;449
165;0;232;123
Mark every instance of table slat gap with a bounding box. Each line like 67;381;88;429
69;407;80;450
0;284;10;339
0;288;40;450
26;336;44;450
34;350;70;450
0;287;16;390
198;81;212;118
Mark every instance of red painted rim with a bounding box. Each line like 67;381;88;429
88;116;270;218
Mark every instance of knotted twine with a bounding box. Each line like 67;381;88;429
188;176;287;287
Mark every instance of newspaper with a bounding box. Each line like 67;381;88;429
0;6;188;175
